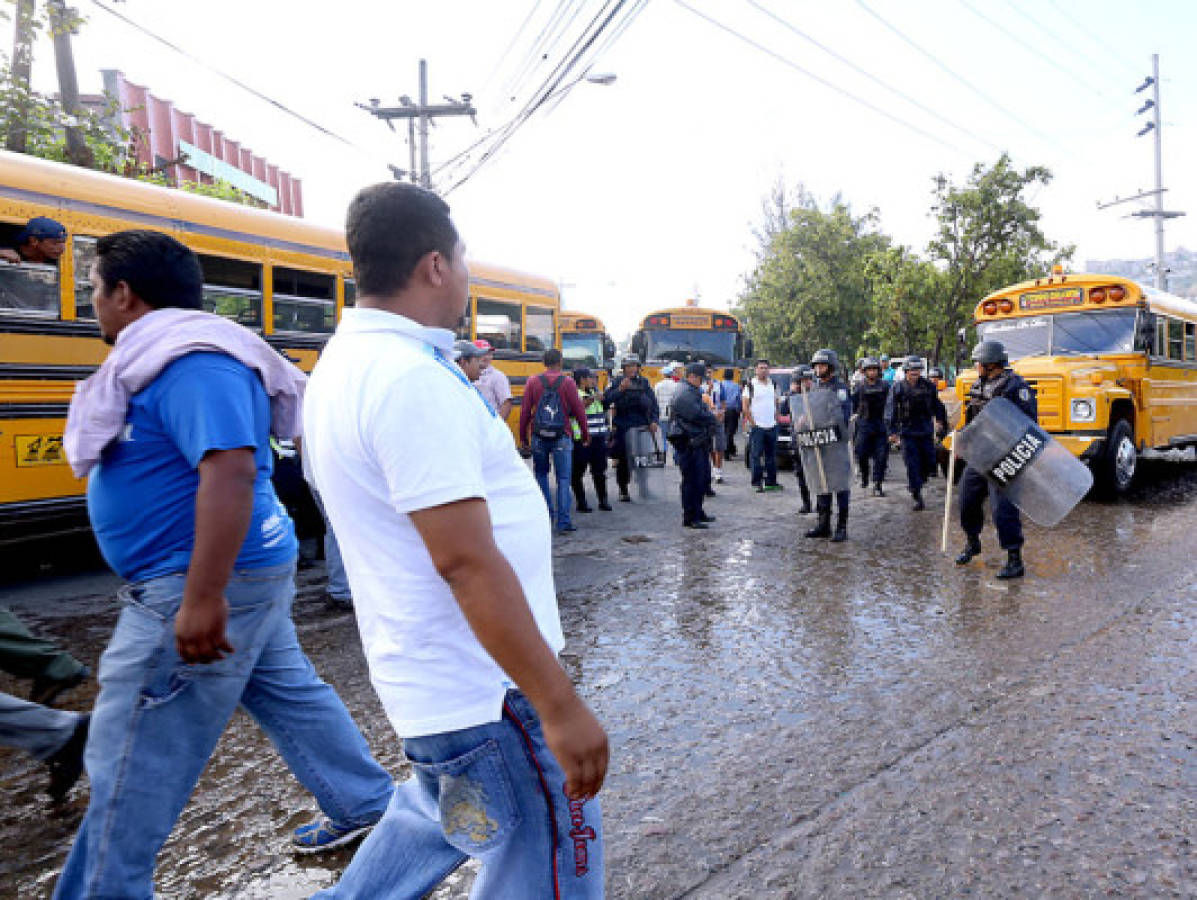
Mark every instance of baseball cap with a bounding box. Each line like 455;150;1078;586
472;339;493;352
453;339;486;360
686;362;707;378
18;216;66;242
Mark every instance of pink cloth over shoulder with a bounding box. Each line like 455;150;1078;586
63;308;308;479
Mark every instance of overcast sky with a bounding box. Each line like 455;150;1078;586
26;0;1197;338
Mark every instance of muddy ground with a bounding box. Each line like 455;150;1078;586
2;453;1194;898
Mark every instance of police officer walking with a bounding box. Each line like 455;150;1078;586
669;363;717;529
886;355;948;511
785;370;814;514
851;357;889;496
956;340;1037;578
801;350;853;542
604;354;660;502
571;368;611;512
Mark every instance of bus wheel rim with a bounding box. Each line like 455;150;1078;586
1114;436;1136;485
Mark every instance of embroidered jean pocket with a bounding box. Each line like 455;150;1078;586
413;739;521;855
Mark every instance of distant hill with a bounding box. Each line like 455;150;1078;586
1084;247;1197;297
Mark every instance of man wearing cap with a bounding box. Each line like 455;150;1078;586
1;216;68;265
668;363;717;529
453;338;488;388
474;339;513;422
885;355;948;511
654;362;682;431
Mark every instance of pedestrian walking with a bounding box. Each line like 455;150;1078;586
571;367;611;512
474;339;513;421
669;363;717;529
852;357;890;497
720;368;742;458
705;373;727;487
886;355;948;511
605;354;659;502
800;349;853;542
743;359;782;492
955;340;1037;579
0;606;89;705
0;693;89;800
56;230;395;898
520;349;590;534
304;182;607;898
784;370;813;514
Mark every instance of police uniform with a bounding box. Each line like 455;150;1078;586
885;365;948;509
604;364;660;500
785;380;813;514
669;365;717;528
801;350;853;542
851;367;890;493
957;343;1037;577
571;373;610;512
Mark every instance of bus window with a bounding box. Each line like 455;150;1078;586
273;266;335;334
1186;322;1196;361
455;304;472;341
199;255;262;327
525;306;555;352
1167;318;1184;360
73;236;98;319
342;278;356;308
0;261;59;316
475;298;522;350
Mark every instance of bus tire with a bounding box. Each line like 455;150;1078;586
1093;418;1136;496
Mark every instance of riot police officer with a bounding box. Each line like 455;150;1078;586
886;355;948;510
851;357;889;496
669;362;718;528
785;369;814;514
800;349;853;542
604;353;660;502
956;340;1037;578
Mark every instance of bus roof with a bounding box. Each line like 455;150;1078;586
977;271;1197;323
560;310;607;330
0;150;558;299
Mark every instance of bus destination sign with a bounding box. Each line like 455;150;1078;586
670;314;711;328
1019;287;1083;311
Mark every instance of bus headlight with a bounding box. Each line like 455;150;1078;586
1070;398;1096;423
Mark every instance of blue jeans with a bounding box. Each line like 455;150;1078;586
54;561;394;900
531;434;574;530
315;690;603;899
0;691;81;759
749;425;778;487
313;489;350;602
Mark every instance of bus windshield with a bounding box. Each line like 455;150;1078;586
562;333;603;368
978;309;1138;359
645;329;736;365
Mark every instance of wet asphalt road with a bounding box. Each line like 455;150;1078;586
1;451;1195;898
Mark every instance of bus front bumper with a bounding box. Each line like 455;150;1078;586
1053;433;1105;460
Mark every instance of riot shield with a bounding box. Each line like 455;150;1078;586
954;396;1092;526
625;426;666;500
794;386;853;494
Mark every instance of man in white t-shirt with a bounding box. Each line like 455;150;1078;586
742;358;782;492
304;183;607;898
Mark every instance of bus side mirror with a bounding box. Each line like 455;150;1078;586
630;334;645;358
604;337;617;360
744;338;755;359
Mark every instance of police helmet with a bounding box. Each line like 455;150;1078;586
971;340;1008;366
860;356;880;371
620;353;642;367
810;348;838;370
903;354;924;372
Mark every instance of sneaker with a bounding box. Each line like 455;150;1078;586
292;816;378;854
763;484;784;492
31;665;90;707
619;492;632;502
46;713;89;802
714;469;724;484
557;524;577;533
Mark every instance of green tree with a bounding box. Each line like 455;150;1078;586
736;186;889;365
862;245;947;362
925;153;1073;365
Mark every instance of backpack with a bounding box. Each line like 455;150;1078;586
533;374;567;439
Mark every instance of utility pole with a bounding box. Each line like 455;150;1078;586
1097;54;1185;290
357;60;475;190
47;0;93;167
5;0;37;153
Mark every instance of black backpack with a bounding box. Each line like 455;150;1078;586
533;374;567;439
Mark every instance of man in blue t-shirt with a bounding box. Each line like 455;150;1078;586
55;231;393;900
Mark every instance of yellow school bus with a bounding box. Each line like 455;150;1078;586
0;150;557;545
957;267;1197;494
559;310;615;389
628;300;752;385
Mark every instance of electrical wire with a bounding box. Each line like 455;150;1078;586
1041;0;1141;79
673;0;972;158
501;0;586;104
477;0;549;103
745;0;999;153
1002;0;1130;92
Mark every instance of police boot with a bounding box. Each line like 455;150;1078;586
831;509;848;542
872;482;884;497
997;548;1025;579
912;489;925;511
798;486;812;515
596;482;612;512
955;536;982;565
804;507;831;539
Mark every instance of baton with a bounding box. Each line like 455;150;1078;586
941;431;957;554
799;384;829;494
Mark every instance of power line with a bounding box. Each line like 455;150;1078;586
673;0;972;158
501;0;586;103
1002;0;1128;91
86;0;383;161
477;0;549;103
957;0;1107;100
1041;0;1140;78
852;0;1057;146
745;0;999;154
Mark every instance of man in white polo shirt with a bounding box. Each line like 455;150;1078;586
743;358;783;492
304;182;607;898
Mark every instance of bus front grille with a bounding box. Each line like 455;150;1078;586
1025;376;1063;430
